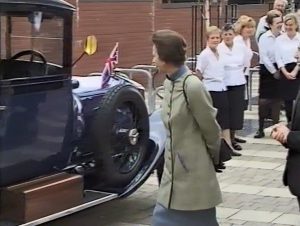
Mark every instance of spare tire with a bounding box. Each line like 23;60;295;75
90;84;149;187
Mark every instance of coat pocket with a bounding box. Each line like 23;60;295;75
176;152;189;173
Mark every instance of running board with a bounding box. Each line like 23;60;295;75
0;190;118;226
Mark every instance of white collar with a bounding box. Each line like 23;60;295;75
265;30;278;38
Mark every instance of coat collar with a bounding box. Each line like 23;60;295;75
166;65;189;81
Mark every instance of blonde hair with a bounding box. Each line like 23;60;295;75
284;13;299;31
234;15;256;34
206;26;221;38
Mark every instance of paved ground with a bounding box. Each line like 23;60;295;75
44;73;300;226
44;138;300;226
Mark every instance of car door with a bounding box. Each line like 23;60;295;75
0;75;74;187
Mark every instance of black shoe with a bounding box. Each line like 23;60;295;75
219;163;226;170
232;141;242;151
254;130;265;138
234;137;246;143
231;150;242;156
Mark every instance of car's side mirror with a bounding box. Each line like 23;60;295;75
72;35;98;66
84;35;97;56
72;79;79;89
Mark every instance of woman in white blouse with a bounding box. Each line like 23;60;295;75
255;10;283;138
231;15;256;147
217;24;247;154
275;13;300;123
196;26;238;155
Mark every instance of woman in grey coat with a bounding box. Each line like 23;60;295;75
151;30;222;226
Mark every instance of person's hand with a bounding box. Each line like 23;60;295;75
290;70;298;78
284;72;296;80
271;124;290;144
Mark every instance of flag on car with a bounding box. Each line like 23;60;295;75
101;42;119;88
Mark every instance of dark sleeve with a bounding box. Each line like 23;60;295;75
286;131;300;152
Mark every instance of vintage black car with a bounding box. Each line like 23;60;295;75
0;0;165;225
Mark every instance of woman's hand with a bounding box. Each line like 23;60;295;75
281;68;294;80
284;72;296;80
291;65;299;78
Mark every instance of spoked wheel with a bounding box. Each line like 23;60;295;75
89;84;149;188
111;102;144;175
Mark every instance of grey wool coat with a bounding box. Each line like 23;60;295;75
157;66;222;211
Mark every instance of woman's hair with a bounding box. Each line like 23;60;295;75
284;13;299;31
152;29;187;67
222;23;235;32
265;9;282;26
234;15;256;34
206;26;221;38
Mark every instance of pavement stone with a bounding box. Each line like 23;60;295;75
222;184;264;195
217;207;240;218
229;210;283;223
273;214;300;225
258;188;295;199
226;160;282;170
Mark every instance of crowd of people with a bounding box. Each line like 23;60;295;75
150;0;300;225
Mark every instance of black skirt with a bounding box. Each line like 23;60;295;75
227;85;245;130
259;64;280;99
209;91;229;130
279;63;300;101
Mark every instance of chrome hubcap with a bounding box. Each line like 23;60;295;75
128;128;139;145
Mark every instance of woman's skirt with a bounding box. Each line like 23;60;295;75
279;63;300;101
152;203;219;226
227;85;245;130
209;91;230;130
259;64;280;99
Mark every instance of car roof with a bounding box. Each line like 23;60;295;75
0;0;75;11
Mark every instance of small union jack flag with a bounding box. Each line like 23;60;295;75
101;42;119;88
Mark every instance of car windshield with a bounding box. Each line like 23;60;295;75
0;11;64;66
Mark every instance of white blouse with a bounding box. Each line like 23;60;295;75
196;47;227;92
218;41;247;86
275;32;300;69
234;35;253;75
258;30;278;74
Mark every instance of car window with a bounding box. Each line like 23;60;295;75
0;12;64;66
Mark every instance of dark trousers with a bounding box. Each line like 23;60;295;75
258;99;281;131
298;197;300;211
